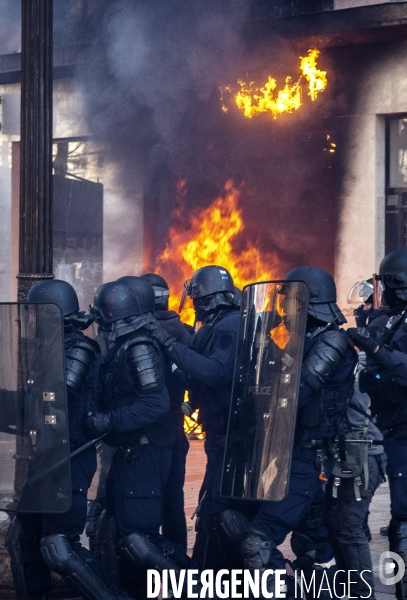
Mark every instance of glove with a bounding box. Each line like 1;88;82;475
347;327;381;355
86;412;113;437
150;326;177;351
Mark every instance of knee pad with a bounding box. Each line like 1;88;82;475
218;509;249;545
119;532;180;572
239;529;275;570
40;534;120;600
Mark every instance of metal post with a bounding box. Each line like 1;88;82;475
17;0;54;301
0;1;55;592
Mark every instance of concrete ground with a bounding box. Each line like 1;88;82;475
185;438;394;600
0;437;393;599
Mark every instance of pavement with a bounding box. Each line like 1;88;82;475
185;438;395;600
0;437;395;599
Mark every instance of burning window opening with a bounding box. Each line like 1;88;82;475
153;179;284;327
220;49;327;119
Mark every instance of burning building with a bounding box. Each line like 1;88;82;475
0;0;406;318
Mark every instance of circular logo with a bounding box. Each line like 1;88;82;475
379;551;406;585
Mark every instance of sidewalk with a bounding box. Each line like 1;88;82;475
185;438;394;600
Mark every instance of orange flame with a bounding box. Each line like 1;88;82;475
154;180;283;325
221;49;327;119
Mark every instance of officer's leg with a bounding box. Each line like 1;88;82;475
291;490;337;600
385;432;407;600
162;430;189;549
42;448;129;600
5;514;51;600
113;442;198;597
249;453;332;599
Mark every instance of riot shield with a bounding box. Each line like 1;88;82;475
221;280;308;502
0;303;71;513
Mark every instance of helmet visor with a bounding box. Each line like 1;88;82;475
179;279;192;313
347;280;374;305
373;274;385;310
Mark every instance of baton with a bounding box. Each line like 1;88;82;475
25;435;104;486
345;439;383;444
191;489;207;520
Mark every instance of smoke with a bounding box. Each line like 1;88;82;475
75;0;336;276
0;1;20;55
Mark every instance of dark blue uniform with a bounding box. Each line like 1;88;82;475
361;309;407;520
100;333;171;541
156;309;193;549
213;326;357;572
15;331;109;597
166;308;240;566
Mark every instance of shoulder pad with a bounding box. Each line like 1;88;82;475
302;330;349;392
125;340;164;392
65;343;95;392
320;329;349;354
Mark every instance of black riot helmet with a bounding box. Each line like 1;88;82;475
284;266;346;325
116;276;156;313
141;273;170;310
347;278;374;328
27;279;80;317
379;249;407;306
92;281;143;324
179;265;237;317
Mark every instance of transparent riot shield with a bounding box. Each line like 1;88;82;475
221;280;309;502
0;303;71;513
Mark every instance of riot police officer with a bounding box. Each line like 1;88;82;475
150;265;240;568
5;279;128;600
86;279;194;592
139;273;193;550
348;249;407;600
212;267;357;598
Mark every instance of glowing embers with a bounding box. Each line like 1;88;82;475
221;49;327;119
155;180;281;325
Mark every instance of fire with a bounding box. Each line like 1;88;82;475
155;179;283;325
221;49;327;119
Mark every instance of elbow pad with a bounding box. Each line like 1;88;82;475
65;342;95;392
302;330;348;392
126;342;164;392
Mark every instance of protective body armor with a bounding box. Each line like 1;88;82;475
65;331;102;447
188;308;240;436
361;309;407;428
297;330;354;440
100;330;172;447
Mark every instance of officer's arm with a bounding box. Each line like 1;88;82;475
65;343;95;392
372;346;407;386
109;387;170;433
167;328;238;387
298;330;351;408
108;342;170;433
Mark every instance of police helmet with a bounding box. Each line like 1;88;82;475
117;276;156;313
379;249;407;303
180;265;236;314
27;279;79;317
284;266;345;324
141;273;170;309
93;281;143;324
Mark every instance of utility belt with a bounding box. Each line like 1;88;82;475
296;438;330;450
295;438;335;482
119;434;150;464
